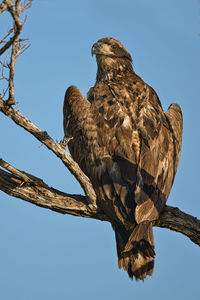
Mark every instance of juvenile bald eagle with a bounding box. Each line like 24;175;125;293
63;38;183;280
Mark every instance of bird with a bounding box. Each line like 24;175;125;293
63;37;183;280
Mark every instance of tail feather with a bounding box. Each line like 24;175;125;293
115;221;155;281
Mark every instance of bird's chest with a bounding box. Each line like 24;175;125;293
89;83;141;163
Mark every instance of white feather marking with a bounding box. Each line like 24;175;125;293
122;116;131;129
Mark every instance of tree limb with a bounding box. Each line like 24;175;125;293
0;97;97;205
0;0;22;57
154;206;200;246
0;160;199;246
0;0;32;103
0;160;103;219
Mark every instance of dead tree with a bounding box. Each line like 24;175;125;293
0;1;199;253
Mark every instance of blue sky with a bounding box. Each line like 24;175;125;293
0;0;200;299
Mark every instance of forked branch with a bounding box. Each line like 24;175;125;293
0;0;32;103
0;96;97;205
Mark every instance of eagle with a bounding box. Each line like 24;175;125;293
63;37;183;280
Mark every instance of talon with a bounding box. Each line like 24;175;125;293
59;137;73;148
65;137;73;144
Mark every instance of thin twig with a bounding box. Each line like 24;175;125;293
0;28;14;45
21;0;33;12
0;1;32;104
15;38;30;57
0;1;22;56
4;0;22;104
0;158;32;183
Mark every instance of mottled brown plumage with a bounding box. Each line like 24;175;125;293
63;37;183;280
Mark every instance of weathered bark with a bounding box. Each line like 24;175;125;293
154;206;200;246
0;168;100;219
0;164;200;247
0;97;97;205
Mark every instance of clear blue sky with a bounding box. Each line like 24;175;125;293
0;0;200;299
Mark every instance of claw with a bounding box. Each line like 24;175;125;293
59;137;73;148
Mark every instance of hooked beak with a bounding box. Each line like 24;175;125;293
91;42;102;56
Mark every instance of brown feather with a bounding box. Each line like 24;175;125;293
63;38;183;280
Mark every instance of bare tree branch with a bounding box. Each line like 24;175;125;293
0;28;13;45
0;0;32;103
0;0;22;57
154;206;200;246
0;160;102;219
0;159;199;246
21;0;33;12
2;0;22;104
0;0;7;15
0;96;97;205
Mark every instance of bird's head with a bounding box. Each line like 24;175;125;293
91;38;133;81
91;37;132;62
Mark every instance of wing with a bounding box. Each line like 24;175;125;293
126;83;182;224
63;85;97;175
165;103;183;176
134;99;183;224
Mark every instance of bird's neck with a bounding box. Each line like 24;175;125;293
96;55;134;82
